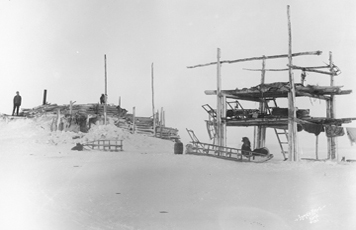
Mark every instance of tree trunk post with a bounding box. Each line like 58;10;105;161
328;51;337;160
287;5;299;161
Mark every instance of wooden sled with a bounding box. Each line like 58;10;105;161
84;139;123;152
186;129;273;163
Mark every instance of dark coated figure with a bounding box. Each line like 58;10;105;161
100;94;105;104
12;91;22;116
241;137;251;155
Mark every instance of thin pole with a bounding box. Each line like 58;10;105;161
287;5;299;161
132;107;136;133
315;135;319;160
160;107;163;138
152;63;156;136
216;48;224;152
257;58;266;148
223;95;227;147
104;54;107;125
329;51;337;160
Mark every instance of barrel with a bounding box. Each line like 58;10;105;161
174;141;184;154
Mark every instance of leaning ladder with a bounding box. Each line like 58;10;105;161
202;104;218;143
274;129;289;160
202;104;217;118
265;99;288;160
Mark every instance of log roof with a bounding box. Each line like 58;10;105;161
205;82;352;101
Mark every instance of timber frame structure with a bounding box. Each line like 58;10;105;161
188;6;355;161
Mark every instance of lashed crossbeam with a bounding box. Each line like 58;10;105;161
187;51;322;69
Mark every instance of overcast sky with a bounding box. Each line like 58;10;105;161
1;0;355;152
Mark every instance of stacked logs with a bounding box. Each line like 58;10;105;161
20;103;179;139
21;103;127;118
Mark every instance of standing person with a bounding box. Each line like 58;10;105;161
100;94;105;104
12;91;22;116
241;137;251;156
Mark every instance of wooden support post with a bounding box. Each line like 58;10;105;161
257;57;267;148
155;110;159;137
42;89;47;105
56;108;61;131
151;63;156;137
160;107;163;138
253;126;257;150
119;96;121;107
104;54;108;125
216;48;225;153
132;107;136;133
287;5;299;161
328;51;337;160
315;135;319;160
223;95;227;147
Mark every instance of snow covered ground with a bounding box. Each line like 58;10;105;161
0;117;355;230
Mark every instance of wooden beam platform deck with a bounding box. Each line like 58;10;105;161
220;116;356;127
205;83;352;102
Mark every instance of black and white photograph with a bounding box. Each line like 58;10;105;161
0;0;355;229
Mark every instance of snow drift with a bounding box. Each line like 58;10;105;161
0;117;355;230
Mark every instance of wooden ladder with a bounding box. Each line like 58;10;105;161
274;129;288;160
202;104;217;119
265;99;288;160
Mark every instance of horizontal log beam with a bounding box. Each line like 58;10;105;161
187;51;322;69
289;65;334;75
225;116;356;127
244;65;330;72
243;68;289;72
205;89;331;100
295;92;330;100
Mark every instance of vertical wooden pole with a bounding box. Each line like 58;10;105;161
104;54;108;125
132;106;136;133
160;107;163;138
326;99;331;158
43;89;47;105
223;95;227;147
253;126;257;150
156;110;159;136
216;48;224;152
151;63;156;137
119;96;121;107
56;108;60;131
328;52;337;160
315;135;319;160
257;58;266;148
287;5;299;161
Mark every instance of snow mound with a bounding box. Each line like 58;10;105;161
0;116;174;153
